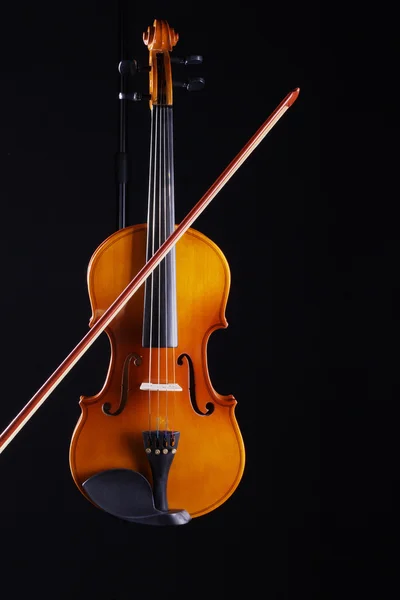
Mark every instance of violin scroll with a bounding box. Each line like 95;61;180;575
143;19;179;51
143;19;178;108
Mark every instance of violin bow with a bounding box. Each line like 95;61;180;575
0;88;300;454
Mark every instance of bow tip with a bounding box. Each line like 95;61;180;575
286;87;300;106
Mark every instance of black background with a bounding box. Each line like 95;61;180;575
0;1;398;597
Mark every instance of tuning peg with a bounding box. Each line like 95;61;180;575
173;77;205;92
118;59;151;76
119;92;151;102
171;55;203;65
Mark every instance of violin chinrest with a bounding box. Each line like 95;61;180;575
82;468;191;526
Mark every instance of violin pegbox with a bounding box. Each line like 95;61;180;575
143;19;178;107
118;19;205;104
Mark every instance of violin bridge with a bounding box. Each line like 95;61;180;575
140;382;182;392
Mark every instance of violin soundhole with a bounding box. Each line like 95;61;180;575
102;352;142;416
177;353;214;416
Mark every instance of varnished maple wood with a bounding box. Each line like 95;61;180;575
70;225;245;517
143;19;178;107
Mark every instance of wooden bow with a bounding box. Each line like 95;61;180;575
0;88;299;454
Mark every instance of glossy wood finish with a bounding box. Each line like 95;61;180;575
70;224;245;518
143;19;178;108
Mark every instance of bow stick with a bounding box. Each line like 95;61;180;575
0;88;300;454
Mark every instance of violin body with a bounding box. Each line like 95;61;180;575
69;224;245;518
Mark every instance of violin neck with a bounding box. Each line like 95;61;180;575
142;105;178;348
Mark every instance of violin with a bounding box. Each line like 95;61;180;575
0;18;299;526
70;19;246;525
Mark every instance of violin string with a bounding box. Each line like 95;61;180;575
163;106;169;431
169;107;178;419
157;103;163;433
146;102;178;436
147;105;157;433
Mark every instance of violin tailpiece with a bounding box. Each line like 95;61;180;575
143;430;180;512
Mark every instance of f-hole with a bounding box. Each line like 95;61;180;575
103;352;142;416
177;353;214;416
